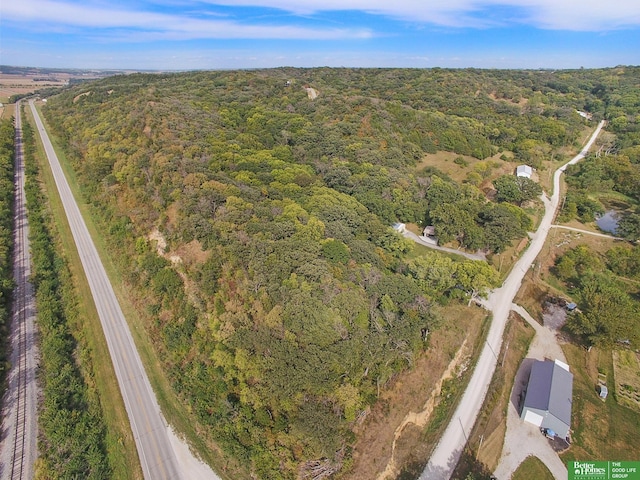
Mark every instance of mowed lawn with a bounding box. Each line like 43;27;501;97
562;344;640;463
512;456;555;480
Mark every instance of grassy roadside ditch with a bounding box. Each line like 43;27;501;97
30;102;237;478
23;105;141;479
22;109;114;478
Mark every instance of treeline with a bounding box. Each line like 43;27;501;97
0;118;15;394
21;114;111;478
554;245;640;348
38;67;636;478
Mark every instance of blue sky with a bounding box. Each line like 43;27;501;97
1;0;639;70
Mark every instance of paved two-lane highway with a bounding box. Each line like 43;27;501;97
28;100;182;479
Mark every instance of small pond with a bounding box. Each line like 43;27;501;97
596;210;620;234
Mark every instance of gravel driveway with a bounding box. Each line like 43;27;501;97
493;304;569;480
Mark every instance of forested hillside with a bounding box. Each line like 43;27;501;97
40;66;639;479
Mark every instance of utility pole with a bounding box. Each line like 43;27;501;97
501;340;509;368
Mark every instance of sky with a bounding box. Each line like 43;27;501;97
1;0;640;70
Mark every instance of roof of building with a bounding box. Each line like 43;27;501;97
523;359;573;427
516;165;533;177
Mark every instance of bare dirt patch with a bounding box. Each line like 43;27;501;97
149;228;168;255
542;302;567;331
305;86;318;100
73;91;92;103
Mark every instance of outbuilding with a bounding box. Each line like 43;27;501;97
521;359;573;439
516;165;533;178
598;385;608;399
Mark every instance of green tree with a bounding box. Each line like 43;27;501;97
478;203;531;253
617;212;640;242
493;174;542;205
567;273;639;347
406;253;457;296
454;261;499;305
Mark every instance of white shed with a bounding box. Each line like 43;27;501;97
516;165;533;178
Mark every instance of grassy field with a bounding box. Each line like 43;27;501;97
511;456;555;480
561;344;640;463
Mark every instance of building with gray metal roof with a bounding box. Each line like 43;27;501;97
520;359;573;438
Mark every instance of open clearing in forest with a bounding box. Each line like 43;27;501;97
415;151;514;186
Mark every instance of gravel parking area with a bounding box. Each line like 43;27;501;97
493;304;569;480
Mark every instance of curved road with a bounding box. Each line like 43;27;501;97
28;100;183;479
0;101;39;480
401;230;486;261
420;120;605;479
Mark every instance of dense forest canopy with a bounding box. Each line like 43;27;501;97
40;66;640;478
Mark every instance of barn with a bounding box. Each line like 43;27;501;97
520;359;573;438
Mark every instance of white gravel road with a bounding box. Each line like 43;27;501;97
420;121;605;480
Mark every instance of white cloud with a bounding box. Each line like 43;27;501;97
505;0;640;31
205;0;640;31
1;0;372;40
2;0;639;44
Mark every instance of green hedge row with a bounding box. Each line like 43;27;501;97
0;118;16;396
